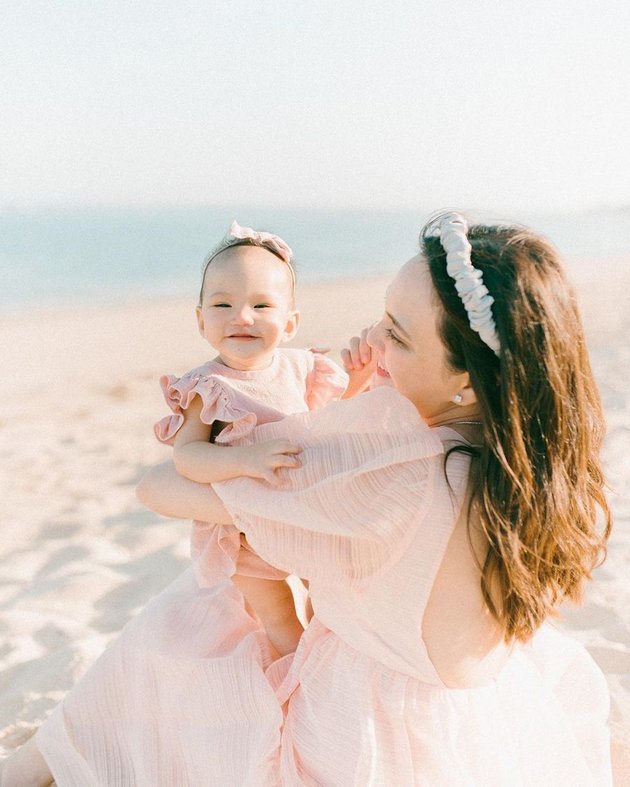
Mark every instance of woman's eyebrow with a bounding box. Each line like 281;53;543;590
386;311;412;339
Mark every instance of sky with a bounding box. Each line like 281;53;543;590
2;0;630;214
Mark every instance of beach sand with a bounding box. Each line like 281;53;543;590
1;271;628;783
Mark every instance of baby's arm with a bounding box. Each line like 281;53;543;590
173;396;301;484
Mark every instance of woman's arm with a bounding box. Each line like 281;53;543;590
136;462;305;658
136;460;233;522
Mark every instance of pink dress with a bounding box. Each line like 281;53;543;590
35;349;347;786
154;348;348;587
36;386;611;786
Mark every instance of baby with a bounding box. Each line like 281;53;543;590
151;221;349;657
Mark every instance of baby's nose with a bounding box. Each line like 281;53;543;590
233;306;255;324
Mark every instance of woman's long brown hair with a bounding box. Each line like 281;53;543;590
422;215;612;643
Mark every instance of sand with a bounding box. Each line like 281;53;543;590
1;270;628;782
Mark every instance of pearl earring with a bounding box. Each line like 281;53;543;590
452;393;463;404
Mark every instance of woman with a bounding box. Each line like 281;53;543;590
4;211;612;785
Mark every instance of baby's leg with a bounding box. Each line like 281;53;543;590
0;735;53;787
233;575;304;658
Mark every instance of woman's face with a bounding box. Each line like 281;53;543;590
368;255;471;423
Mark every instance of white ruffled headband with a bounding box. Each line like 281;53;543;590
200;221;296;302
227;221;294;267
424;212;501;357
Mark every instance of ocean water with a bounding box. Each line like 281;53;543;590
1;205;629;314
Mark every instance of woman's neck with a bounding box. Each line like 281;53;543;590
426;404;484;440
426;403;482;428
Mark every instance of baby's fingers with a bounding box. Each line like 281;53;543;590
358;327;372;364
340;347;354;372
269;440;301;455
343;336;366;370
261;468;280;485
271;453;302;469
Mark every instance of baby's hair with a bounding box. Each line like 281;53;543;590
198;224;297;307
422;212;611;643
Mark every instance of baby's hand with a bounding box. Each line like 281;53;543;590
341;327;377;398
240;440;301;484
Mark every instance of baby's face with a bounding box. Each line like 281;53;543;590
196;246;299;370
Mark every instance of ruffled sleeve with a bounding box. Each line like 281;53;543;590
213;387;444;588
154;369;257;446
305;352;349;410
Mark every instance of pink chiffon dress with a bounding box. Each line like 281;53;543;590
35;385;611;786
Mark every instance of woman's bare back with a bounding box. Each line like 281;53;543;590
422;441;510;688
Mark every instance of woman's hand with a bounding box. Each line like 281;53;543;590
341;327;377;398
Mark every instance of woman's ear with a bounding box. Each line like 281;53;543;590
452;373;478;406
282;310;301;342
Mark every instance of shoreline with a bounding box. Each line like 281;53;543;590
1;248;628;322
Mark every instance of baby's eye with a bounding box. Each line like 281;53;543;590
254;303;271;309
213;303;231;308
385;328;404;346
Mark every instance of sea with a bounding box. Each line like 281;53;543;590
1;205;629;314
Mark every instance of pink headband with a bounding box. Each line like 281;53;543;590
199;220;296;303
228;221;293;266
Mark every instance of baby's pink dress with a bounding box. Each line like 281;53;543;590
36;386;611;786
154;348;347;588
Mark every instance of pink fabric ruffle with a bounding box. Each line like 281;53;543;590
154;373;257;445
191;522;288;589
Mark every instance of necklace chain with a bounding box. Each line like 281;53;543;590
447;420;483;426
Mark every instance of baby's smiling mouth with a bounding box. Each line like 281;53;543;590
376;360;390;377
227;333;259;340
